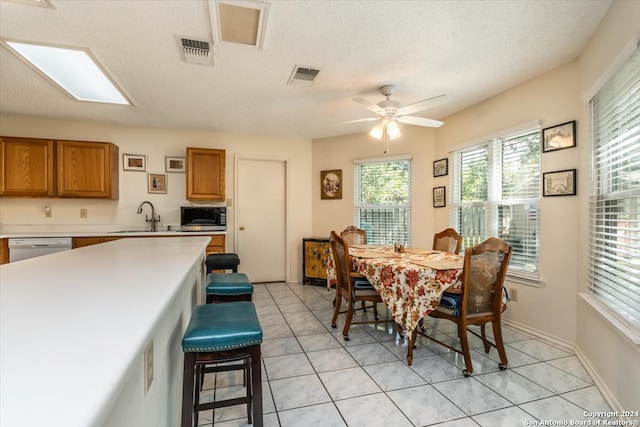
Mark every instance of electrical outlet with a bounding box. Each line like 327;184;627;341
144;340;153;394
44;205;52;218
80;208;88;218
226;198;233;208
509;287;518;302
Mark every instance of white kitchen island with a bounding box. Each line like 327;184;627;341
0;236;209;427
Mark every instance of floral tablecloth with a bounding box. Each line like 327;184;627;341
326;245;465;335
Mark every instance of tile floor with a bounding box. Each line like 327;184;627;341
196;282;612;427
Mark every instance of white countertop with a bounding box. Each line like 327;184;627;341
0;228;226;239
0;236;209;427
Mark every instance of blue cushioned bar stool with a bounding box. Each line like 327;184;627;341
181;301;263;427
205;253;240;273
206;272;253;303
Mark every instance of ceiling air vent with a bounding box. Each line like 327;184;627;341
178;37;214;66
287;65;321;86
209;0;270;50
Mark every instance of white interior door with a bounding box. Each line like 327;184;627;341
236;158;286;282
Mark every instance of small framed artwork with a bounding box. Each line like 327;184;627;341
543;169;577;196
165;156;186;173
148;173;167;194
542;120;576;152
321;170;342;200
433;186;446;208
433;158;448;177
123;154;147;171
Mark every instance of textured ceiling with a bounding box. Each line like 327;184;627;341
0;0;611;140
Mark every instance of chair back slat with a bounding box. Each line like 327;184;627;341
433;228;462;254
341;226;367;245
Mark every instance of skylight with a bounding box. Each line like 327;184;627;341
4;41;130;105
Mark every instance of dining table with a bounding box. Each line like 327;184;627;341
326;244;508;365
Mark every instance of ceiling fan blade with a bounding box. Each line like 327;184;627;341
397;94;447;115
330;117;379;125
397;115;444;128
353;98;384;114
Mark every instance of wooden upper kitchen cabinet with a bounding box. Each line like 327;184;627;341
186;147;225;201
0;137;55;197
56;140;119;199
0;137;119;199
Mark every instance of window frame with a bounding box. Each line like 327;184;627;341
450;125;542;282
586;44;640;337
353;155;412;246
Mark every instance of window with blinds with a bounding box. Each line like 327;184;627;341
354;157;411;245
589;46;640;330
451;128;541;277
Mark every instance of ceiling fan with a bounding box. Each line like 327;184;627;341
342;85;446;152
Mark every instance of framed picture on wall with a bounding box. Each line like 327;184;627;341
542;120;576;152
542;169;577;196
165;156;186;173
433;158;448;177
123;154;147;171
321;170;342;200
148;173;167;194
433;186;446;207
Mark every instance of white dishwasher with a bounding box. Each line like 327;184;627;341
8;237;73;262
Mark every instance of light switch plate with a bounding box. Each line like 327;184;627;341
144;340;153;394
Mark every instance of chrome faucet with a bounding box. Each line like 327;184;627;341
136;201;160;232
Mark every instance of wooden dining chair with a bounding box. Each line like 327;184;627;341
341;226;369;312
341;225;367;245
329;230;389;340
416;227;463;333
416;237;512;376
433;227;463;254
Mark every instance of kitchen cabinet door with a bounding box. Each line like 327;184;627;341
206;235;225;255
0;137;55;197
72;237;104;248
56;140;119;199
186;147;225;201
0;238;8;264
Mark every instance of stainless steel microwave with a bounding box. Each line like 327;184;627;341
180;206;227;231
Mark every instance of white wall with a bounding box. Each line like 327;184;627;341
312;125;439;249
0;116;313;282
311;1;640;411
434;61;581;344
313;62;583;343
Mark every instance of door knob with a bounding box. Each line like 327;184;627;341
239;226;245;230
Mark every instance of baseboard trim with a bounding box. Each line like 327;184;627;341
503;318;574;350
503;318;621;412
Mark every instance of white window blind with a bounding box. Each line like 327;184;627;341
451;128;541;276
589;46;640;330
354;157;411;245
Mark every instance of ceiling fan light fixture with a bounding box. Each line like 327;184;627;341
369;123;384;140
387;120;401;140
